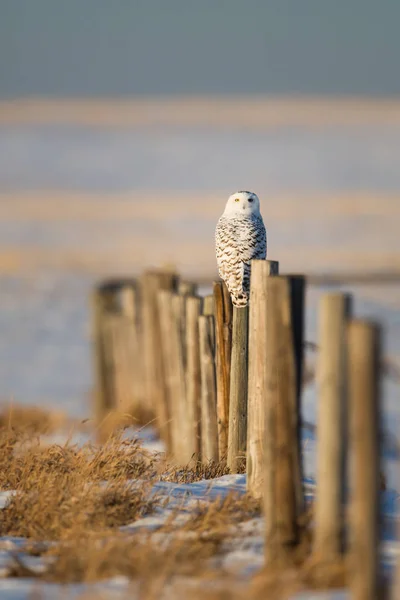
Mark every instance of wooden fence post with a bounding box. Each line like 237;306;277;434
287;275;306;515
246;259;279;498
227;305;249;472
141;270;177;440
120;283;137;320
91;282;119;430
348;320;381;600
178;281;197;296
120;282;146;420
157;290;175;455
213;281;233;461
158;289;196;463
199;314;219;462
109;282;140;416
263;276;303;565
171;292;192;463
313;293;352;560
203;294;215;317
185;296;202;459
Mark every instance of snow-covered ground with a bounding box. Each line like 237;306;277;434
0;108;400;597
0;426;398;599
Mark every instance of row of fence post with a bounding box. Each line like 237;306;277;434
91;261;393;599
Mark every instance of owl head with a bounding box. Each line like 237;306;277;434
223;191;261;217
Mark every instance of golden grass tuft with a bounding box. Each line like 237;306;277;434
160;458;233;483
41;535;222;585
95;406;158;442
0;404;67;435
175;493;261;535
0;406;348;597
0;430;156;490
0;428;158;541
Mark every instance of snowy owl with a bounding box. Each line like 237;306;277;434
215;191;267;307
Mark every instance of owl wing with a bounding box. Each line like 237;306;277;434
215;217;238;283
239;216;267;262
239;217;267;296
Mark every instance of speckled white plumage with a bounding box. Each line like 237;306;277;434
215;191;267;307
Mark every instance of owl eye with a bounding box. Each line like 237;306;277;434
248;198;254;203
234;198;240;202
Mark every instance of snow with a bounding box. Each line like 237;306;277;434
0;116;400;598
0;434;398;599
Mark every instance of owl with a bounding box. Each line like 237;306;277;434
215;191;267;307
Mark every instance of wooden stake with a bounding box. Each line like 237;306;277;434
313;293;352;559
91;281;120;439
171;292;191;463
199;315;218;462
227;305;249;473
213;281;233;460
91;288;110;425
141;270;177;440
120;284;137;320
286;275;306;515
178;281;198;296
202;294;214;317
348;320;381;600
110;283;140;415
263;276;300;564
121;282;146;417
185;296;202;458
157;290;191;463
246;259;279;498
157;290;175;455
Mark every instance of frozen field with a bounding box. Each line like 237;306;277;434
0;99;399;597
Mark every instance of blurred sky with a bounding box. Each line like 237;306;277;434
1;0;400;98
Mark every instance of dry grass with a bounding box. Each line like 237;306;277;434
6;491;259;586
0;426;158;541
41;535;222;585
0;414;257;588
173;493;261;535
0;404;68;435
95;406;158;442
160;458;234;484
0;407;350;597
1;477;153;541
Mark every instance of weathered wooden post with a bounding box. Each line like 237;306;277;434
202;294;215;317
313;293;352;560
171;292;191;463
213;281;233;460
287;275;306;514
348;320;381;600
157;290;175;455
158;288;197;463
141;270;177;440
178;281;197;296
246;259;279;498
120;282;146;420
262;276;304;564
199;314;218;462
185;296;202;459
120;282;137;321
91;281;120;430
110;281;140;416
227;304;249;472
